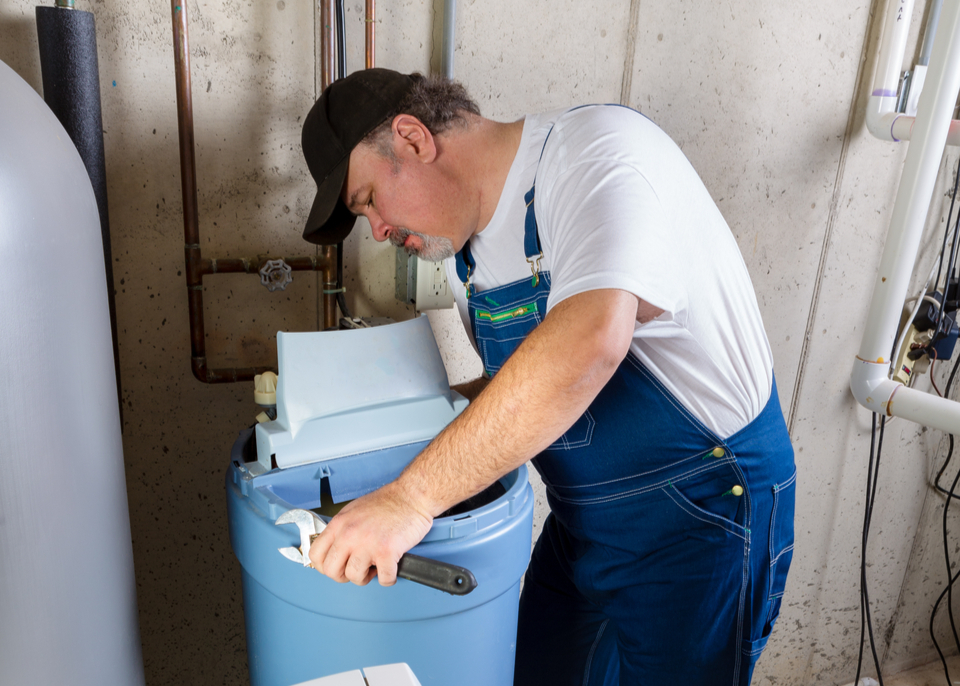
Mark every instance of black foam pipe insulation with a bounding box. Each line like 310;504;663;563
36;5;123;425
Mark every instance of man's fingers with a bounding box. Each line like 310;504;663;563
344;551;375;585
375;558;398;587
320;540;352;583
307;528;334;570
310;530;349;583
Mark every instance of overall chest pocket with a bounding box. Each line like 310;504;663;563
472;300;542;375
470;297;596;452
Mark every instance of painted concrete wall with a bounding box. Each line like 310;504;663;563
2;0;959;683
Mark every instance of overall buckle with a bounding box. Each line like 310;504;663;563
527;252;543;288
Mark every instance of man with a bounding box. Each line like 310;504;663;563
298;68;796;685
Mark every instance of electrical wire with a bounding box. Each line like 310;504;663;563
855;413;887;686
930;160;960;341
928;350;960;686
335;0;346;80
931;352;943;397
336;240;351;319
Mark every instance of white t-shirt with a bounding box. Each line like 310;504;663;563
444;105;773;439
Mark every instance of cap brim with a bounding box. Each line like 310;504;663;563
302;155;356;245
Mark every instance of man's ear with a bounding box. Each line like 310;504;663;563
392;114;437;163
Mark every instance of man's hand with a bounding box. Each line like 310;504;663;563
307;480;433;587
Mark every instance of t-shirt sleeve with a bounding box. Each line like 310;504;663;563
536;156;688;318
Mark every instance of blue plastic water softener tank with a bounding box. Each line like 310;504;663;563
226;318;534;686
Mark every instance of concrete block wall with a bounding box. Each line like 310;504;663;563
2;0;960;683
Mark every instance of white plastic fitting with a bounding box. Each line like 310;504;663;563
254;371;278;406
866;0;960;144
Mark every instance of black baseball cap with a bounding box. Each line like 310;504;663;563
300;69;416;245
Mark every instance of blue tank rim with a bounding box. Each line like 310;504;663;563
227;428;531;543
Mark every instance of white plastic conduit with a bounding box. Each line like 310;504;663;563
851;0;960;432
867;0;960;144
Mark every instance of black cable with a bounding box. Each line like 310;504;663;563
855;413;886;686
929;352;960;685
931;161;960;339
934;435;955;497
929;161;960;344
934;355;960;496
336;240;352;320
335;0;346;80
854;413;877;686
870;418;887;684
930;562;960;683
943;450;960;657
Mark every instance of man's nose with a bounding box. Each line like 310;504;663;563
367;212;392;243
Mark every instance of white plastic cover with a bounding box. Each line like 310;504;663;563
256;316;467;470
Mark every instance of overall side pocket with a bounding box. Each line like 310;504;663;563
663;462;749;540
766;468;797;631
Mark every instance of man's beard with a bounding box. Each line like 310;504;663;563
390;227;456;262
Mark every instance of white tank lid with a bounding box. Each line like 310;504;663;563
255;316;467;471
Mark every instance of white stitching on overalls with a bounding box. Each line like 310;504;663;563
548;446;724;492
582;618;610;686
663;484;748;540
547;459;736;505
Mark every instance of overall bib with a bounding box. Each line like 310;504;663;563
454;115;796;685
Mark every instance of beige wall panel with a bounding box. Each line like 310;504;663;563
447;0;632;118
764;2;956;681
627;2;868;422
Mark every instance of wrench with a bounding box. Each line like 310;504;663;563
275;508;478;596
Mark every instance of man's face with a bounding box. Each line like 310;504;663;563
341;141;460;262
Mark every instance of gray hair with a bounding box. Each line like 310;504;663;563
361;73;480;157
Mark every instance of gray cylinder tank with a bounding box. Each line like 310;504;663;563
0;60;145;685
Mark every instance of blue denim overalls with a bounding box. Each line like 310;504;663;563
454;112;796;685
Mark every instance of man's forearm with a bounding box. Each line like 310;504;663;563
397;289;640;518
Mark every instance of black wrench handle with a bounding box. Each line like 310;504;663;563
397;553;478;596
308;533;477;595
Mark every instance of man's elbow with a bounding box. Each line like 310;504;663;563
577;312;635;389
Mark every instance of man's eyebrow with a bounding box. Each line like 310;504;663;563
346;188;361;211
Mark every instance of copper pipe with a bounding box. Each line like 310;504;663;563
320;0;335;87
202;255;333;275
319;0;340;331
320;246;338;330
172;0;214;382
365;0;375;69
172;0;332;383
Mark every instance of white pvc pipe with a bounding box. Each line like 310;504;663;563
851;0;960;434
867;0;960;143
866;0;915;141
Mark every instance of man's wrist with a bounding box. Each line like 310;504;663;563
393;470;441;520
